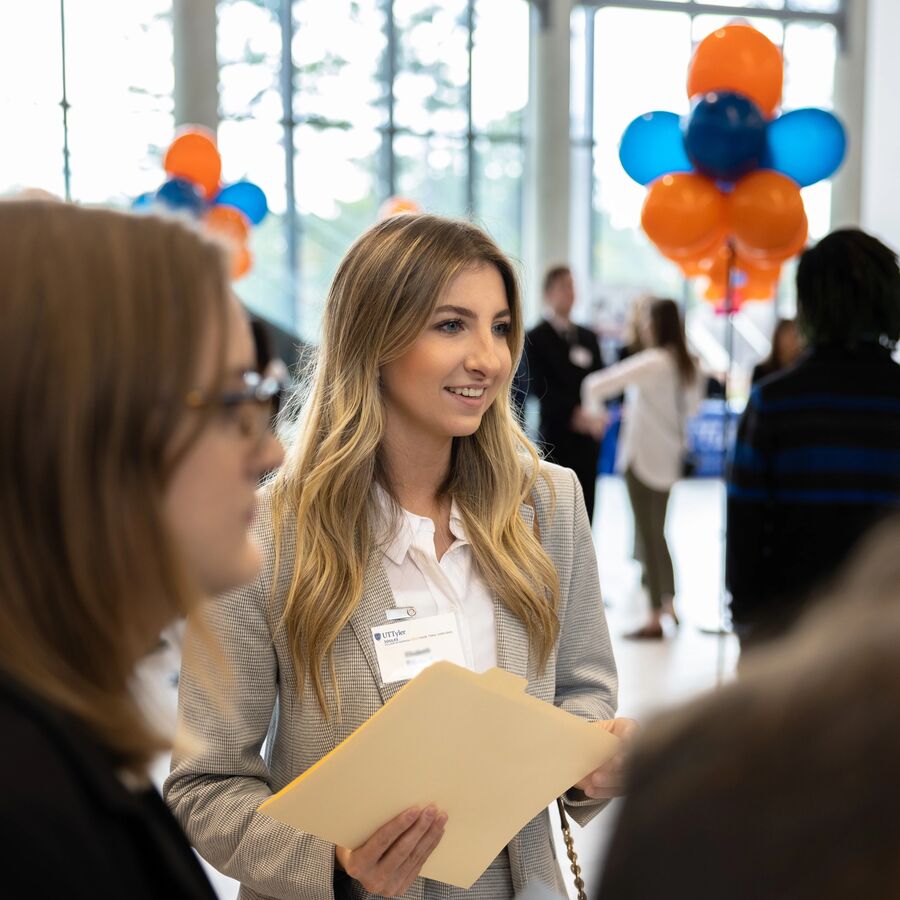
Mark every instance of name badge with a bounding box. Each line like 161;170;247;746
371;612;466;685
569;345;593;369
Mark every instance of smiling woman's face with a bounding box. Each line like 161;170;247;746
379;263;513;451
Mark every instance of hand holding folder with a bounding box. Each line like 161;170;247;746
259;661;619;889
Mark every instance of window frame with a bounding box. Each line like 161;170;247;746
265;0;528;331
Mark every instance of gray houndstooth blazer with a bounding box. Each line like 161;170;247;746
164;462;618;900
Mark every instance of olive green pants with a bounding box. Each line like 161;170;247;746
624;468;675;610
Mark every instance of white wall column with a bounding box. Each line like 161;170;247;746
830;0;867;230
860;0;900;249
524;0;573;321
173;0;219;131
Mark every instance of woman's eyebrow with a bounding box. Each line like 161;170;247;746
433;304;511;320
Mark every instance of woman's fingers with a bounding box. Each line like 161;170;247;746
378;805;439;874
597;716;641;744
339;807;420;883
339;805;448;896
573;717;641;798
593;752;627;783
349;806;421;870
388;811;449;895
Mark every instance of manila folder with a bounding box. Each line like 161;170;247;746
258;661;618;889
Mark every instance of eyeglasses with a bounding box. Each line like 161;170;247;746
184;364;286;444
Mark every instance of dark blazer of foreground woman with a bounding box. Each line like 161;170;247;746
0;672;217;900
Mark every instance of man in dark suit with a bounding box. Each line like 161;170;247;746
517;265;606;520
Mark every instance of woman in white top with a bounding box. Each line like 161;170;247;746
582;298;701;639
165;214;636;900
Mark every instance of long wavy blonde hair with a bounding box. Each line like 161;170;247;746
271;214;559;712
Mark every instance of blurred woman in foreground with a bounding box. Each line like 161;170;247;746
0;201;283;897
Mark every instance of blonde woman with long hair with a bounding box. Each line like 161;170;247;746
0;201;284;898
166;214;635;900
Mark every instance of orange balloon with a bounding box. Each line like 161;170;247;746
641;174;727;260
728;171;805;256
699;242;733;274
673;235;725;276
694;252;724;300
164;127;222;199
231;243;252;280
703;280;724;302
697;243;753;307
736;211;808;265
687;25;783;118
378;196;422;220
742;268;780;300
204;205;251;244
700;249;730;300
735;249;782;278
679;257;705;278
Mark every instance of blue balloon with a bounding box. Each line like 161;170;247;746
213;181;268;226
619;111;693;185
683;91;767;181
763;108;847;187
131;191;155;210
156;178;206;216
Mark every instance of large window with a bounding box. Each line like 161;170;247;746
218;0;529;339
0;1;173;204
571;0;845;376
3;0;845;358
4;1;525;341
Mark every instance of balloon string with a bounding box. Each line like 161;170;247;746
723;239;736;408
724;239;736;319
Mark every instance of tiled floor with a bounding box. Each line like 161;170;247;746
149;475;739;899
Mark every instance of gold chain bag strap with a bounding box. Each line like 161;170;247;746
525;494;588;900
556;798;587;900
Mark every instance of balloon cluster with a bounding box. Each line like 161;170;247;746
133;127;268;280
378;195;422;220
619;24;847;311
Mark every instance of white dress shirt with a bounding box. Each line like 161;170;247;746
581;347;702;491
374;487;497;672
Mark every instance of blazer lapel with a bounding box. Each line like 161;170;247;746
348;554;411;706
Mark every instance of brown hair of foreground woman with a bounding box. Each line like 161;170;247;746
0;201;222;769
597;515;900;900
0;200;283;899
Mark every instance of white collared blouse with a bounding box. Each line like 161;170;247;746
374;487;497;672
